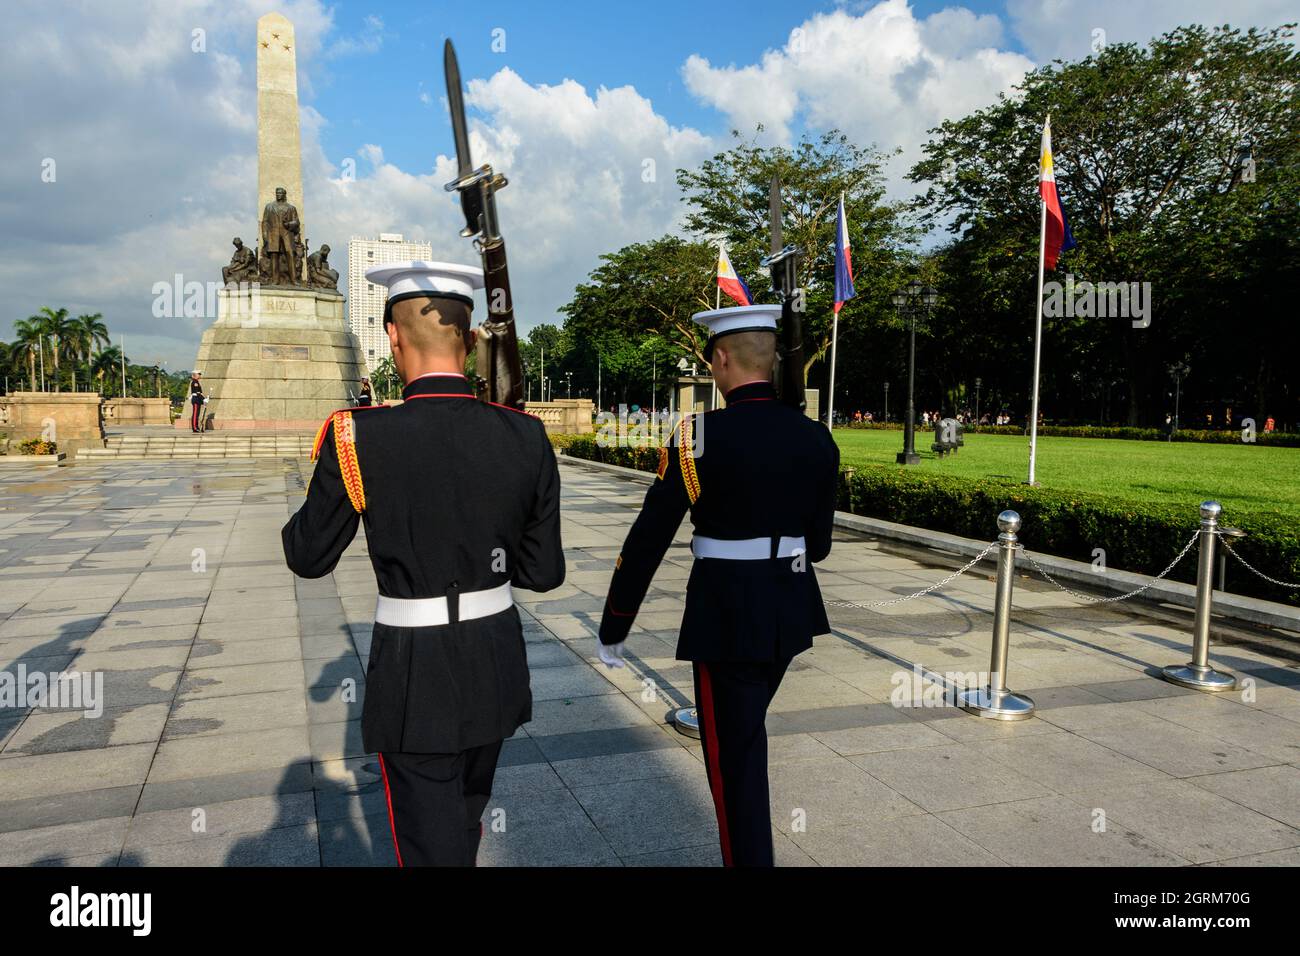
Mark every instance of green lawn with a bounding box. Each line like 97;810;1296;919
833;429;1300;522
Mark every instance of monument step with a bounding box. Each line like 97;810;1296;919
80;435;316;461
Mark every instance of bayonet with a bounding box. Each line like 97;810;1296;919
442;39;524;409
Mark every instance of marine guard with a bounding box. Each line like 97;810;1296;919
188;371;205;432
596;303;839;867
282;261;565;866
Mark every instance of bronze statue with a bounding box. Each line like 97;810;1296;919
260;186;301;286
222;237;258;286
307;243;339;291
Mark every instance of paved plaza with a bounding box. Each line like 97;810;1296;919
0;456;1297;866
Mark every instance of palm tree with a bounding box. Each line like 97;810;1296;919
32;307;72;391
372;356;398;400
12;318;42;390
91;345;123;396
68;313;109;392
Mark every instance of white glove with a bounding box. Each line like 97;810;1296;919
595;638;626;669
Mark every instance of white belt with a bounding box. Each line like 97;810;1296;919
691;535;806;560
374;582;514;627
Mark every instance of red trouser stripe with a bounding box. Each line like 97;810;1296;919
696;663;734;867
377;753;404;868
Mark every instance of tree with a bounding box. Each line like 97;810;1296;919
91;346;123;396
11;319;42;391
371;356;399;401
519;324;567;401
909;24;1300;425
31;307;72;392
677;129;916;376
67;313;109;392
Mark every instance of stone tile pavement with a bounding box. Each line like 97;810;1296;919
0;456;1297;866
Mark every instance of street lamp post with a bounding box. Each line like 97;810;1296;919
883;381;889;422
974;376;982;431
893;282;936;465
1169;360;1190;436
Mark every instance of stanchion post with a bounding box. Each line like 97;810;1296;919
959;510;1036;720
1162;501;1237;692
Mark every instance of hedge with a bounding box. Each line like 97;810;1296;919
844;421;1300;447
556;433;1299;605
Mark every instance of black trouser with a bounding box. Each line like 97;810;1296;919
693;657;792;867
378;740;503;867
190;399;202;431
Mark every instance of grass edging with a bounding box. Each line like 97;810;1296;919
554;434;1299;607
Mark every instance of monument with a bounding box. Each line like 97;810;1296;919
184;11;366;430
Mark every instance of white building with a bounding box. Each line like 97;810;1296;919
347;233;433;372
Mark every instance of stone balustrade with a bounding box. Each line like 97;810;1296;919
0;391;106;457
103;397;173;425
524;399;595;434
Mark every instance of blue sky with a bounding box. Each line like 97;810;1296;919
314;0;1018;176
3;0;1293;370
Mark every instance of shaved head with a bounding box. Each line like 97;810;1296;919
388;297;473;354
385;296;476;383
714;331;776;376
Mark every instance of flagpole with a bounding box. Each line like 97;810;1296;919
713;241;721;410
827;312;839;428
1027;197;1047;486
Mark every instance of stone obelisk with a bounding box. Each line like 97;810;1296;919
186;11;367;431
256;12;305;249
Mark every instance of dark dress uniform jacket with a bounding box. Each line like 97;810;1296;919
599;380;839;662
282;373;565;754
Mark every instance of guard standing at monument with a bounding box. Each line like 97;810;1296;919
357;377;373;407
188;371;205;432
282;261;564;867
596;304;839;867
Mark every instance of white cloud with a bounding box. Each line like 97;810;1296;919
1005;0;1298;62
7;0;1290;371
682;0;1035;192
0;0;713;369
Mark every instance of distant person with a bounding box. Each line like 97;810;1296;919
1264;416;1275;433
189;371;205;433
357;377;373;407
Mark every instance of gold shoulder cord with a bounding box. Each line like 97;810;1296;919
677;416;700;505
333;411;367;513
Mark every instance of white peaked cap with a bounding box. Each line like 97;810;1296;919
364;261;485;304
692;304;781;337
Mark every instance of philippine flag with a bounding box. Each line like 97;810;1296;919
1039;116;1077;271
833;193;855;314
716;243;751;307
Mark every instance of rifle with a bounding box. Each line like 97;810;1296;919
443;39;525;409
759;175;805;411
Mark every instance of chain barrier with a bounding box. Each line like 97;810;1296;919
1220;537;1300;589
824;523;1295;613
825;539;999;609
1018;529;1203;605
